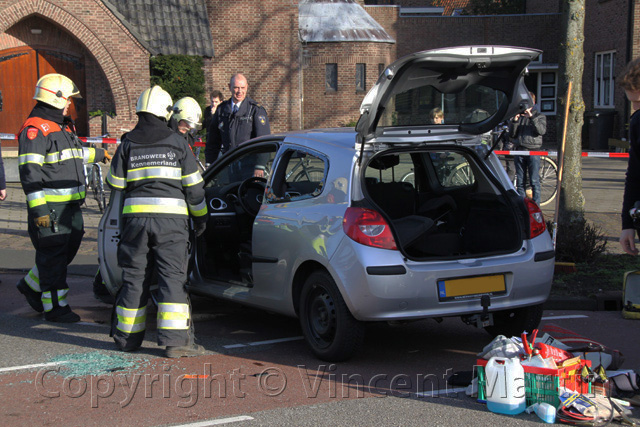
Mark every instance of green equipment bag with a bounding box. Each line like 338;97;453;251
622;271;640;320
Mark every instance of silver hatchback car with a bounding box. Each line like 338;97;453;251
99;46;555;362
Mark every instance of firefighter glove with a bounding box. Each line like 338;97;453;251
35;215;50;228
102;149;112;164
194;221;207;237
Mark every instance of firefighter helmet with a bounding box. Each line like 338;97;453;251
171;97;203;130
33;74;81;109
136;86;173;121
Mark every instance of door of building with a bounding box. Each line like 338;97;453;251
0;46;87;142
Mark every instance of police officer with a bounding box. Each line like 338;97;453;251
205;73;270;173
17;73;110;322
107;86;208;357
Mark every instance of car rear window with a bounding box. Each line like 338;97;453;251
377;84;507;127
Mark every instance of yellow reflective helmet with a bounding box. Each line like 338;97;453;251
136;85;173;121
33;73;81;109
171;97;203;130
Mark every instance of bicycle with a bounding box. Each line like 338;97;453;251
491;124;558;206
401;152;475;187
401;153;558;206
502;155;558;207
84;161;107;213
285;155;324;182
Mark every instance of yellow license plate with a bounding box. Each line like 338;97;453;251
437;274;506;301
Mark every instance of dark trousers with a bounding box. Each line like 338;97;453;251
113;217;193;349
27;203;84;312
514;154;541;205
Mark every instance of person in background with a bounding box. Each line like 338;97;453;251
205;73;270;171
16;73;110;322
619;58;640;255
429;107;444;124
509;91;546;205
107;85;208;357
203;90;223;138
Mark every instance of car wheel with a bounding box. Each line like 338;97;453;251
299;271;364;362
484;303;544;337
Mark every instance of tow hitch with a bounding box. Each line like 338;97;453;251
462;295;493;328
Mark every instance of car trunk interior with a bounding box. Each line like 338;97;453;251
363;148;524;260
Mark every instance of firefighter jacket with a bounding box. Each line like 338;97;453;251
18;104;106;219
106;113;207;222
205;96;270;164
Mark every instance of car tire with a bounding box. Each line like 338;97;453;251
484;303;544;338
299;271;364;362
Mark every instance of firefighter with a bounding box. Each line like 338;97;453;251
17;73;110;322
169;96;203;151
107;86;208;357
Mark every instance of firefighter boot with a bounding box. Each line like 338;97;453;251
17;278;44;313
165;343;205;358
45;306;80;323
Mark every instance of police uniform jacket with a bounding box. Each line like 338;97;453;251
205;96;270;164
107;113;207;223
18;103;106;219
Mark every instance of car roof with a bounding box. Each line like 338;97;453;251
262;128;358;150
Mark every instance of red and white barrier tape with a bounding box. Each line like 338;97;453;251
0;133;207;147
1;133;120;144
0;133;627;157
493;150;629;158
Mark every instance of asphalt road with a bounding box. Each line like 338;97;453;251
0;269;638;426
0;156;638;426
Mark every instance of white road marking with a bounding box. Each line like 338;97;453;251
541;315;589;320
170;415;254;426
414;387;468;398
0;361;65;373
223;336;303;349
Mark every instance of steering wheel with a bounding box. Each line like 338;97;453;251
237;177;267;216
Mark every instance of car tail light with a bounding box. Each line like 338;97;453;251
343;207;398;250
524;198;546;238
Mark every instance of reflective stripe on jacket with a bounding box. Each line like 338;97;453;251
107;133;207;219
18;117;103;217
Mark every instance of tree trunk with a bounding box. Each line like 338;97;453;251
557;0;586;226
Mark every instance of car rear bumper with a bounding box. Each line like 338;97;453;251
329;236;554;321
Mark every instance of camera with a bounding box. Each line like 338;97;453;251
630;201;640;229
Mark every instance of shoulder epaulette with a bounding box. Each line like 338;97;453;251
19;117;61;137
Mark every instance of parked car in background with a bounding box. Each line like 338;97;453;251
99;46;555;362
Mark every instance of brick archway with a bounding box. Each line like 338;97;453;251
0;0;142;123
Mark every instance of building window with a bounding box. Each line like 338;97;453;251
595;51;616;108
378;63;385;78
356;63;366;92
539;72;557;114
525;69;558;114
326;63;337;92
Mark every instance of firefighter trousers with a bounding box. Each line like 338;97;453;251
113;217;193;350
27;202;84;313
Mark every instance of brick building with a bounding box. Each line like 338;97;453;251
0;0;637;149
0;0;151;145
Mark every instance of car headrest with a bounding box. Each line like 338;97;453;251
369;155;400;170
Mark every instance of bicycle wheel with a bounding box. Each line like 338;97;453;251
401;170;415;183
445;163;474;187
538;156;558;207
92;164;107;213
293;167;324;182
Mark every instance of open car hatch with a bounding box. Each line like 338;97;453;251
356;45;541;141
